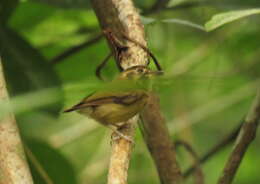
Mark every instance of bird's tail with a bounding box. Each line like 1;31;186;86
63;102;85;113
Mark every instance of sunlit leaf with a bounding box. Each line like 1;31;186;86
162;18;205;31
0;26;63;115
205;8;260;31
141;16;206;30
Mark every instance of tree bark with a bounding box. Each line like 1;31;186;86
0;58;33;184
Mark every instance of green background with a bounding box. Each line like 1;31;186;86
0;0;260;183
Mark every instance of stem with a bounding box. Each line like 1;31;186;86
0;58;33;184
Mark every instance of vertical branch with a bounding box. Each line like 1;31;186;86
91;1;182;184
0;58;33;184
107;123;136;184
90;0;148;184
91;0;148;69
217;86;260;184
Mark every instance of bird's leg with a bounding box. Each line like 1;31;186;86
108;125;134;143
95;29;127;80
95;52;113;80
103;29;129;71
120;33;162;71
102;29;162;72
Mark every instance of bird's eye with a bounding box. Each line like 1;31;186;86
137;68;144;73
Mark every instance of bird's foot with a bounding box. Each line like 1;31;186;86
108;126;134;143
112;129;134;143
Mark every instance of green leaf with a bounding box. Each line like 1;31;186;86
31;0;91;9
0;0;18;24
0;26;63;115
140;16;156;25
162;18;205;31
26;139;78;184
205;8;260;32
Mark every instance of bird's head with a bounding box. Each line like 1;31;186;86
118;65;163;80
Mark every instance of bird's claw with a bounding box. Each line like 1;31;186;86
111;129;134;144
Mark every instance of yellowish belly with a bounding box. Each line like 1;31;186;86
78;98;147;127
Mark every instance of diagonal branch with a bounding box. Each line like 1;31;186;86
217;85;260;184
175;140;204;184
50;33;103;64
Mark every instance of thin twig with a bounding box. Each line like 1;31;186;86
143;0;170;15
217;86;260;184
25;145;54;184
50;33;103;64
95;52;113;80
0;57;33;184
184;121;242;178
175;140;204;184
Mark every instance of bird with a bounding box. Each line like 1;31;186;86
64;65;162;140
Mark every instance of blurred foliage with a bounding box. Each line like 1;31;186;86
0;27;63;115
26;139;77;184
0;0;260;184
0;0;18;24
31;0;91;9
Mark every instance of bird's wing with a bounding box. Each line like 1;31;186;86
113;92;147;105
63;91;147;112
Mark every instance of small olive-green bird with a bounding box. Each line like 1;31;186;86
64;65;161;139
